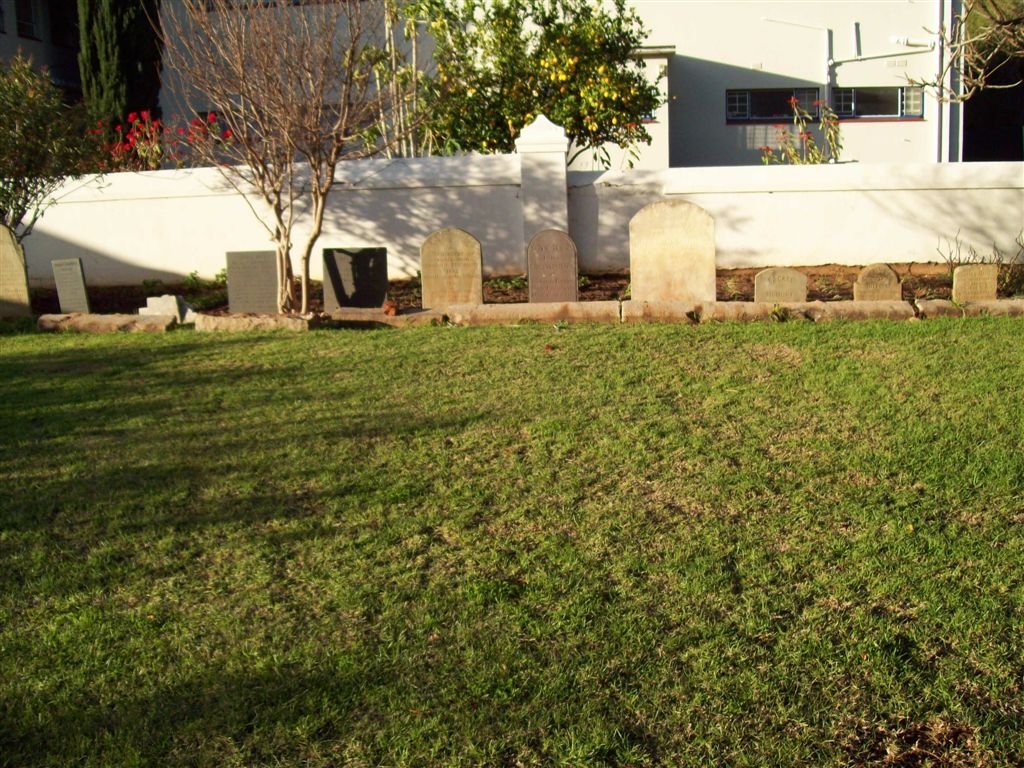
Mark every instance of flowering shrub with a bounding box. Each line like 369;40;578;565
761;97;843;165
108;111;167;170
98;111;235;171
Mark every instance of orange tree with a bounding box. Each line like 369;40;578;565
412;0;662;165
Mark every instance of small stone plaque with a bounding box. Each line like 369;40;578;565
952;264;998;302
51;258;91;314
754;267;807;303
854;263;901;301
323;247;388;311
420;228;483;310
226;251;278;314
629;200;716;304
528;229;577;303
0;225;31;317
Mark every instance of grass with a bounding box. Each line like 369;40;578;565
1;319;1023;767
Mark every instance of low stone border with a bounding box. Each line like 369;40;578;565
30;299;1024;334
447;301;620;326
38;313;177;333
915;299;1024;318
325;307;446;328
620;300;704;324
194;313;314;332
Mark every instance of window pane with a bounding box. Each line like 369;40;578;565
832;88;855;115
726;91;749;119
853;87;900;117
16;0;37;39
749;89;794;119
902;87;924;116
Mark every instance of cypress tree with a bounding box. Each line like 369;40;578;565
78;0;163;130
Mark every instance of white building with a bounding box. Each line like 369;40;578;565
0;0;80;97
584;0;966;169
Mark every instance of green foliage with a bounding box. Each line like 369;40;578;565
78;0;163;133
0;56;100;242
761;97;843;165
408;0;662;162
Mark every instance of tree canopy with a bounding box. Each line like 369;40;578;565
396;0;663;164
0;56;98;243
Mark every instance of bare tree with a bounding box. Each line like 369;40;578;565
918;0;1024;101
162;0;414;314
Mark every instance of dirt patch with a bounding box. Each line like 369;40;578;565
32;264;954;316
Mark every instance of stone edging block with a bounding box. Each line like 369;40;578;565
620;300;705;323
915;299;1024;318
194;314;312;332
447;301;620;326
326;308;446;328
38;313;177;333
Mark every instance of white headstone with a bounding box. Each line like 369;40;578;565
420;228;483;310
629;200;716;304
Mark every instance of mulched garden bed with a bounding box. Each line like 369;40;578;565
30;263;957;316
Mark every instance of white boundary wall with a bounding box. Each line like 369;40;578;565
26;154;1023;287
569;162;1024;272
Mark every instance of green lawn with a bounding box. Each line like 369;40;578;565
1;319;1022;767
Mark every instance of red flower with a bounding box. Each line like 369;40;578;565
787;96;798;106
128;112;139;123
115;124;123;133
141;110;151;122
207;112;217;123
177;127;186;135
221;128;233;140
813;100;823;107
191;117;203;128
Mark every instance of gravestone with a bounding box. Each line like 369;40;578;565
226;251;278;314
754;267;807;303
952;264;998;302
528;229;577;303
139;294;197;324
323;247;388;311
51;258;90;313
854;263;902;301
629;200;716;303
420;228;482;310
0;225;31;317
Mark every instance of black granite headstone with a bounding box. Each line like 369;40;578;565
323;247;388;311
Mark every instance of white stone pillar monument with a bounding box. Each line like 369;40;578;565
515;115;570;250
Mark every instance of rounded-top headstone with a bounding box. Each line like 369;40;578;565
854;263;902;302
754;267;807;304
420;228;483;310
528;229;578;303
629;200;716;304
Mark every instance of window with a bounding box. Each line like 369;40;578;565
831;86;924;118
726;88;819;121
16;0;38;39
1;5;5;34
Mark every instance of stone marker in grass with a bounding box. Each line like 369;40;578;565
323;247;389;311
226;251;278;314
629;200;715;304
754;267;807;303
0;225;31;317
952;264;998;302
420;228;482;311
528;229;577;303
854;263;902;301
51;258;90;314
